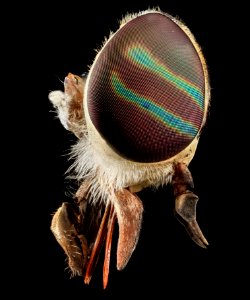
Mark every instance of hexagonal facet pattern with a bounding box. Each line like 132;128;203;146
87;12;205;163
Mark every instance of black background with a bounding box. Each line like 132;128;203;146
9;0;245;298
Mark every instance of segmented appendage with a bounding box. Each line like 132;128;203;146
49;73;86;138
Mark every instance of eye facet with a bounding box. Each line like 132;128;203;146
86;12;206;163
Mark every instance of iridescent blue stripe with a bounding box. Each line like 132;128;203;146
111;73;198;137
128;47;204;109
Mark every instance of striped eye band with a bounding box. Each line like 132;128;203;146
86;11;207;163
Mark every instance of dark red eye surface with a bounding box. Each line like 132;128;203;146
86;12;206;163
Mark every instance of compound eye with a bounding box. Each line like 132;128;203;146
86;12;207;163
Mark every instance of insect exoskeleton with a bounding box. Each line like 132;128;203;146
50;8;210;289
73;8;210;194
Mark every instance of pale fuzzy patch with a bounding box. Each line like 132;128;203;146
67;134;174;206
49;87;86;138
49;90;69;130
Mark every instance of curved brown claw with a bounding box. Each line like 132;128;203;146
175;192;209;248
172;162;208;248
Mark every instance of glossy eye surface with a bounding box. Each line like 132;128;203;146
86;12;206;163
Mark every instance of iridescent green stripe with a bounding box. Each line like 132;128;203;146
128;47;204;109
111;73;198;137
